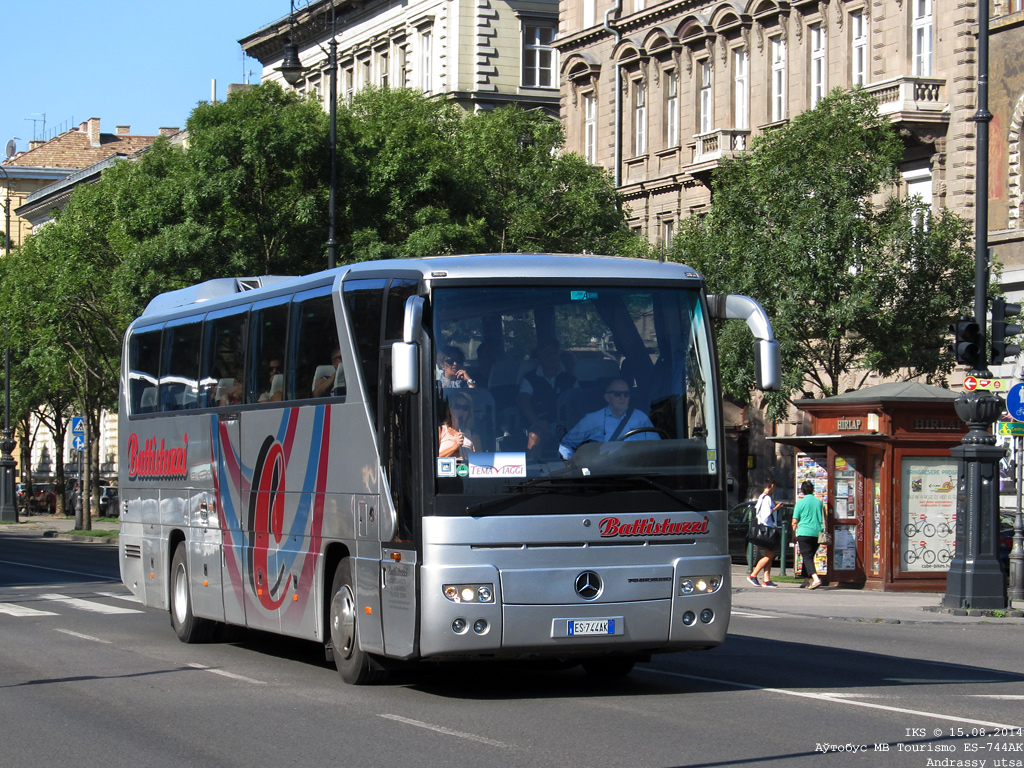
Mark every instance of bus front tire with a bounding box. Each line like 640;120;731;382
329;559;385;685
169;542;214;643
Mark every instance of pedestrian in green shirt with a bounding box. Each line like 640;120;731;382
791;480;825;589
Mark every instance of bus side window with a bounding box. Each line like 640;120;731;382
248;298;290;404
342;278;387;419
201;308;248;408
160;320;202;412
292;289;345;400
129;327;162;415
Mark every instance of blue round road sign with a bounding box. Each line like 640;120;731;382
1007;383;1024;422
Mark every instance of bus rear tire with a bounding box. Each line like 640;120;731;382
169;542;215;643
329;559;385;685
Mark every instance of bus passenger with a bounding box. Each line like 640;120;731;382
439;396;476;459
218;374;243;406
258;358;284;402
439;346;476;389
558;378;659;460
313;348;344;397
518;339;576;455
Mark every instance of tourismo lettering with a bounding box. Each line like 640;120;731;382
126;433;189;479
599;516;709;538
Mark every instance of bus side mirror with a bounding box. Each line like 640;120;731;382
392;295;424;395
708;293;782;392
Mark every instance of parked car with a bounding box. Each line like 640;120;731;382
98;486;119;517
728;500;794;564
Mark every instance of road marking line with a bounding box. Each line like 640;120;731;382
0;559;119;581
378;714;511;748
97;591;142;604
639;668;1022;730
186;663;266;685
968;694;1024;700
55;628;111;644
38;593;142;615
0;602;58;617
730;610;777;619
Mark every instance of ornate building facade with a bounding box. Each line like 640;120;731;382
241;0;561;116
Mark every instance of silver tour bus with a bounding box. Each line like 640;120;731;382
118;254;780;683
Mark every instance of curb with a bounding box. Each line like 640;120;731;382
40;530;119;545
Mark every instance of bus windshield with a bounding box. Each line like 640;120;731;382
432;284;719;501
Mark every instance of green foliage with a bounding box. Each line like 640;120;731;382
670;89;974;418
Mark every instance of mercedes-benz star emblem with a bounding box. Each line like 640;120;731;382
575;571;602;600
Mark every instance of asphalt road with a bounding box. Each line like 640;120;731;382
1;533;1022;768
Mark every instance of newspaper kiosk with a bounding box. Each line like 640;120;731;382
775;382;967;591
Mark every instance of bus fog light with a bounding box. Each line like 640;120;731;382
700;609;714;624
473;619;488;634
443;583;495;603
452;618;468;634
681;611;696;626
679;575;723;596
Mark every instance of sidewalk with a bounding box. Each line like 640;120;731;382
2;513;120;544
731;564;1024;625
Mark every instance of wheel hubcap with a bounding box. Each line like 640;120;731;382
330;584;356;660
173;563;188;624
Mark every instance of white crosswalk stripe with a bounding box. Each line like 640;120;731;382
37;593;143;615
96;591;142;604
0;602;59;617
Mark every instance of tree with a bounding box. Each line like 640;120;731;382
670;89;974;418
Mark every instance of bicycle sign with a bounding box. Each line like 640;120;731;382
1007;383;1024;422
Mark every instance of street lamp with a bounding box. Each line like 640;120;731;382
276;1;338;271
0;163;18;523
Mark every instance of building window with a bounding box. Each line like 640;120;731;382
633;0;645;11
810;23;826;108
523;22;557;88
584;92;597;163
420;29;433;94
666;71;679;147
732;49;749;130
699;61;713;134
912;0;933;77
378;49;389;88
770;36;786;122
663;219;674;248
344;67;355;103
1011;0;1024;12
635;81;647;155
904;166;933;229
851;10;868;87
583;0;596;28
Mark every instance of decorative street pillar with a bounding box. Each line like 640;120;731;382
943;392;1006;609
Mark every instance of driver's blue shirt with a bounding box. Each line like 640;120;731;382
558;406;658;460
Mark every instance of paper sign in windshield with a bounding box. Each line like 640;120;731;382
468;452;526;477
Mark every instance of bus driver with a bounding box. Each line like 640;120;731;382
558;378;660;460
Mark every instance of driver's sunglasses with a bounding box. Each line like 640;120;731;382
606;389;630;397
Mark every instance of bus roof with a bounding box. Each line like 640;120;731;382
138;254;705;321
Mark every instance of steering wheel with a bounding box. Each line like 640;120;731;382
619;427;669;440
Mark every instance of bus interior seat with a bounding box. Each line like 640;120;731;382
139;386;158;414
214;378;234;404
311;365;336;396
269;374;284;398
464;387;496;452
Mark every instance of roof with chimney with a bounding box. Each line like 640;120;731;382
3;117;176;170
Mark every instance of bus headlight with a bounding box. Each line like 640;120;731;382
679;575;723;596
443;583;495;603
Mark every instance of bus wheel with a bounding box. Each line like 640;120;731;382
581;656;636;678
329;559;384;685
169;542;214;643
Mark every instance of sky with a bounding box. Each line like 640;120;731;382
2;0;296;157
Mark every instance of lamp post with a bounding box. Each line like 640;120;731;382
277;1;338;271
943;0;1005;610
0;163;17;523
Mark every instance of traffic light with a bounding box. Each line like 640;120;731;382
990;297;1022;364
952;317;981;366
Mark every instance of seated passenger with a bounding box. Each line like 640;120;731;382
517;338;577;456
258;358;284;402
438;346;477;389
558;378;660;460
312;348;344;397
438;395;477;459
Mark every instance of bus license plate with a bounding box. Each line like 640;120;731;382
568;619;614;636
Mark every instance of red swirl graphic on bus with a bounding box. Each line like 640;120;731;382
126;433;188;479
247;435;289;610
599;516;709;537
